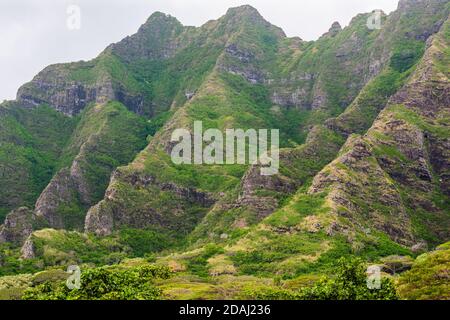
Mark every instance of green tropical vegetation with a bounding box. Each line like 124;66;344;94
0;0;449;301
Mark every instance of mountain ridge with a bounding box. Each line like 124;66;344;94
0;0;448;300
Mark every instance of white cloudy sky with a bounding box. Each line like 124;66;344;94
0;0;399;101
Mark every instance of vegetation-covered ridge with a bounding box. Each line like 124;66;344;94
0;0;449;300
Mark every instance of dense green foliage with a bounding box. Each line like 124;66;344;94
0;104;76;222
390;41;425;73
299;258;398;300
0;243;42;276
244;257;398;300
118;228;182;257
185;244;225;277
397;242;450;300
22;265;171;300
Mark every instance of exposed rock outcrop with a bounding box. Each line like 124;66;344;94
322;21;342;38
309;135;415;245
0;207;34;245
85;169;215;236
109;12;185;62
33;169;77;229
308;16;450;245
29;101;150;231
15;11;187;117
17;68;148;117
20;236;36;259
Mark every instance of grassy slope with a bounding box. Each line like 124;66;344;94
397;242;450;300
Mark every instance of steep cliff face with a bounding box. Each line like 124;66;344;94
0;207;33;245
189;0;450;242
308;16;450;247
15;13;189;118
16;54;144;117
78;1;449;244
31;101;150;231
194;19;449;278
83;6;289;236
84;169;215;236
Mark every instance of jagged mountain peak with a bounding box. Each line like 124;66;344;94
225;4;262;18
109;10;185;63
328;21;342;34
220;4;286;37
140;11;183;30
330;21;342;30
321;21;342;38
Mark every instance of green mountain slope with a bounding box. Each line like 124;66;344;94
31;101;150;231
0;0;449;300
0;103;76;221
84;0;449;245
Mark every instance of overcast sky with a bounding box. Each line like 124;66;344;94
0;0;399;101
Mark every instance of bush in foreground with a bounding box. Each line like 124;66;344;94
247;258;398;300
22;265;171;300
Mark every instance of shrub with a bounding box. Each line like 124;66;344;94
300;257;398;300
22;265;171;300
397;242;450;300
